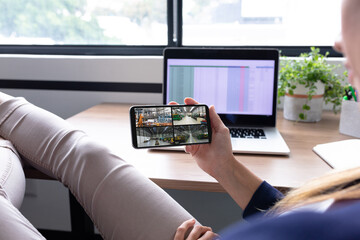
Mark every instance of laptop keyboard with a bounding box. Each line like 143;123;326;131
230;128;266;139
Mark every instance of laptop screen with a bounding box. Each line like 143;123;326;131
165;58;275;116
163;48;279;127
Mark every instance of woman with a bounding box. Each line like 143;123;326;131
175;0;360;239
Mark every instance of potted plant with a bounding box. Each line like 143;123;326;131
278;47;346;122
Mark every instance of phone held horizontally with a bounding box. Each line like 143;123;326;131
129;104;212;149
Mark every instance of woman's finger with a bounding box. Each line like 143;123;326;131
187;225;213;239
174;219;196;240
208;105;226;132
199;230;220;240
184;97;199;105
185;145;193;154
169;101;179;105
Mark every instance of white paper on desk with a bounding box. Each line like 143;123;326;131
313;139;360;170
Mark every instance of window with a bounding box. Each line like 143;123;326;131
0;0;342;56
0;0;167;45
182;0;342;47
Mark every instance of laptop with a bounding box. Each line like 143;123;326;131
161;48;290;155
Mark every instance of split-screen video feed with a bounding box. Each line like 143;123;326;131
134;106;210;148
171;106;208;125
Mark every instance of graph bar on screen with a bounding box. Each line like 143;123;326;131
226;66;249;113
168;66;194;104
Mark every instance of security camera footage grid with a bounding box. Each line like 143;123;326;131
134;106;210;148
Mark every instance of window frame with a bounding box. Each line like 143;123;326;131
0;0;342;57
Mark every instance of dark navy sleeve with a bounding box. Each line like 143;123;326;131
243;181;284;219
221;201;360;240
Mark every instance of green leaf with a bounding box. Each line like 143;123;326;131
302;104;311;110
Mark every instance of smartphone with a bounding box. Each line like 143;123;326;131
129;104;212;149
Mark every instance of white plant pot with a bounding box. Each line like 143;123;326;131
283;81;325;122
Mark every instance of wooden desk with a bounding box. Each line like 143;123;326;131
60;103;351;193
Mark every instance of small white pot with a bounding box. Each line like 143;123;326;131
283;81;325;122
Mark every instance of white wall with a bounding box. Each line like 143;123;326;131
0;55;164;118
0;55;163;83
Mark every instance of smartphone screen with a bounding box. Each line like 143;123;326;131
130;104;212;149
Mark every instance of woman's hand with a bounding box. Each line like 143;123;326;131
174;219;219;240
170;98;235;179
169;98;263;210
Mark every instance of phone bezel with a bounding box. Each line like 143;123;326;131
130;104;212;149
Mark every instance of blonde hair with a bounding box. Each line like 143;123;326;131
269;167;360;215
